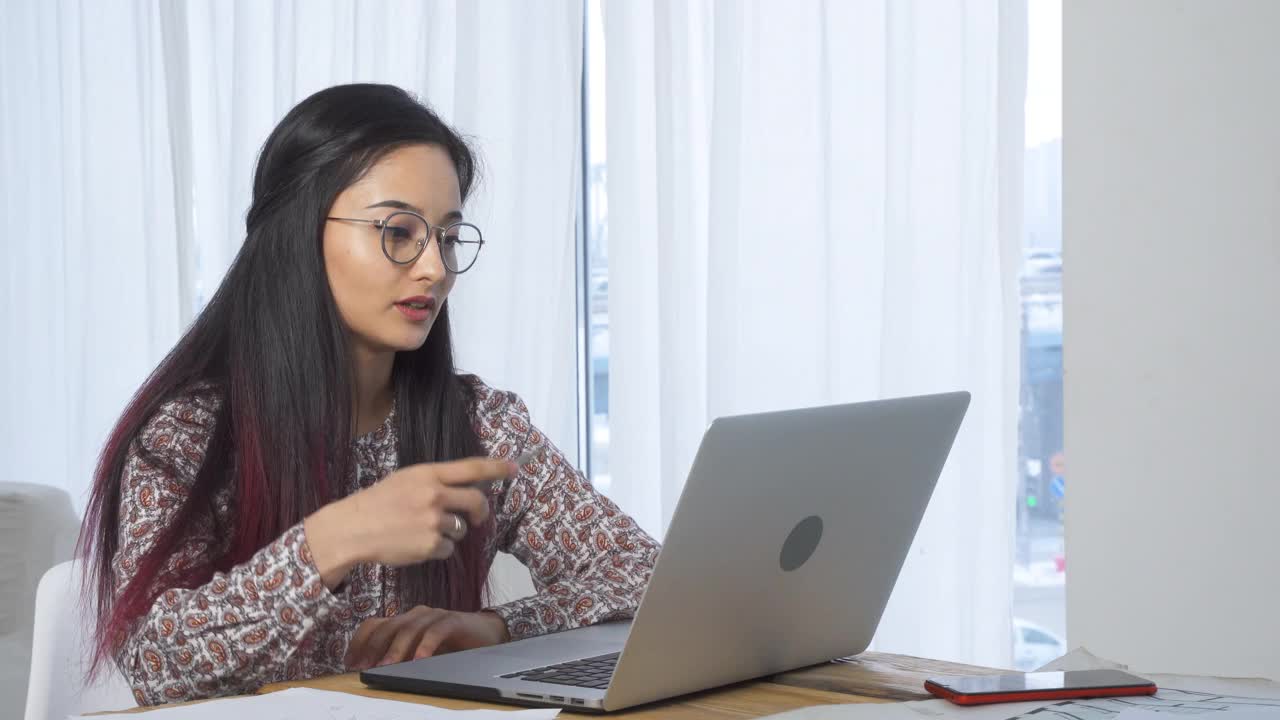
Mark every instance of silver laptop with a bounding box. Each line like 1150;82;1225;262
362;391;970;713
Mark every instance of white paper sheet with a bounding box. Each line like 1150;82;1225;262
1001;687;1280;720
1115;708;1280;720
73;687;560;720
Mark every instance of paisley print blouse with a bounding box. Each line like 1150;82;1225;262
109;374;660;705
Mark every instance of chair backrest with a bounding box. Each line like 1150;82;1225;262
0;483;78;639
1;482;81;720
24;560;135;720
487;551;535;607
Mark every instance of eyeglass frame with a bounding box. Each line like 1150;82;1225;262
325;210;485;273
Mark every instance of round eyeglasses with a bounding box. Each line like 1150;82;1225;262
326;211;484;273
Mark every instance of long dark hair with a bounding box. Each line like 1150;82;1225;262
79;83;491;674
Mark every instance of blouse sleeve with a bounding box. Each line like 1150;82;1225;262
110;395;350;705
474;387;662;641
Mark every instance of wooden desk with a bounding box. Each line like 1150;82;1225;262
105;653;1005;718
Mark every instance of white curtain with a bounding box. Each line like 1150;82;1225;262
0;0;187;517
601;0;1026;668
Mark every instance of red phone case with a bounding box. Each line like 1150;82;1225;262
924;679;1158;706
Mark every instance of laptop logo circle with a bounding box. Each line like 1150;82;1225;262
780;515;823;572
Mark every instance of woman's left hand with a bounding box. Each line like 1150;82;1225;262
345;606;511;670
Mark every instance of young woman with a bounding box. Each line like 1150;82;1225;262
79;83;660;706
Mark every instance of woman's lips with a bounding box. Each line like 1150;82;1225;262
395;300;434;322
394;294;436;322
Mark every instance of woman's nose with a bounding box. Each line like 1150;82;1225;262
410;232;447;280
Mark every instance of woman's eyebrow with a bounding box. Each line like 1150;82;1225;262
366;199;423;214
365;200;463;224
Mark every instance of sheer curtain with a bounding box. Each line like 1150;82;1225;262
601;0;1026;667
0;0;187;518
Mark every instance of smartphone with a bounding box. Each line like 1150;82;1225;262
924;669;1158;705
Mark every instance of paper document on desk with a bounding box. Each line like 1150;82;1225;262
70;687;560;720
1114;708;1280;720
999;687;1280;720
760;648;1280;720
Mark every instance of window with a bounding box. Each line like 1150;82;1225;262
583;0;611;491
578;0;1064;668
1013;0;1064;671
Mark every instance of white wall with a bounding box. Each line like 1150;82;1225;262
1066;0;1280;679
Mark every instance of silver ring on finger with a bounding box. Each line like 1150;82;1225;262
450;513;467;539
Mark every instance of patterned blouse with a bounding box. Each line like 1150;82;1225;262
110;375;661;706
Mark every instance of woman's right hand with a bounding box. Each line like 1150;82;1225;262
303;457;516;589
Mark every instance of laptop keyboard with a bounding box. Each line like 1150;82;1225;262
500;652;620;690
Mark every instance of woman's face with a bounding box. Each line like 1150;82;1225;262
323;143;463;355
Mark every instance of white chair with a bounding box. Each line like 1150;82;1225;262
0;483;80;640
1;629;34;718
24;560;135;720
19;549;533;720
0;482;83;720
487;551;536;607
